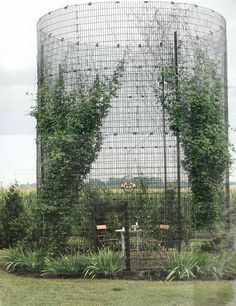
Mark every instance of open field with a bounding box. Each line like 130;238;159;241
0;268;234;306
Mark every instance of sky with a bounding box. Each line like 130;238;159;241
0;0;236;187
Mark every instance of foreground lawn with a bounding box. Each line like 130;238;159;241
0;269;234;306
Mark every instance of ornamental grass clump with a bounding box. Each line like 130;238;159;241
0;247;45;273
84;249;123;279
156;247;236;281
158;248;199;281
196;252;236;280
41;253;90;277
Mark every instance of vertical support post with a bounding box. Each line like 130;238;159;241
162;69;168;220
37;43;45;244
174;31;182;252
223;30;231;241
92;205;99;251
37;44;44;193
124;202;131;270
224;37;230;211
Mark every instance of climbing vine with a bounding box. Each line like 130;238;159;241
158;51;230;229
32;62;124;253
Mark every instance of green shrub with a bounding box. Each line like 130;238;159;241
84;249;123;278
42;253;90;277
0;185;32;248
190;239;213;253
65;237;94;255
0;247;44;273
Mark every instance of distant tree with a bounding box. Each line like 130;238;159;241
0;184;29;247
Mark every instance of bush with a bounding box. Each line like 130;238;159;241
84;249;123;278
42;253;90;277
65;237;94;255
0;184;33;248
190;239;215;253
0;247;45;273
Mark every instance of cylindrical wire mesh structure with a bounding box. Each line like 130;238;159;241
37;1;228;264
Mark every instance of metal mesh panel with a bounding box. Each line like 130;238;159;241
37;1;227;269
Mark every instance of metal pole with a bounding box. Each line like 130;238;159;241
37;44;44;192
224;32;230;211
92;205;100;251
223;27;231;242
162;69;168;221
124;201;131;270
37;44;45;244
174;31;182;252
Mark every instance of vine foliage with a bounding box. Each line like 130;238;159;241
159;51;230;229
32;62;124;253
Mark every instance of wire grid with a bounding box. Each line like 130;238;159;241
37;1;228;268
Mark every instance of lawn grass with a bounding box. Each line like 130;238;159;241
0;269;234;306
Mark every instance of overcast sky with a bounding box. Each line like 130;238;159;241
0;0;235;186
